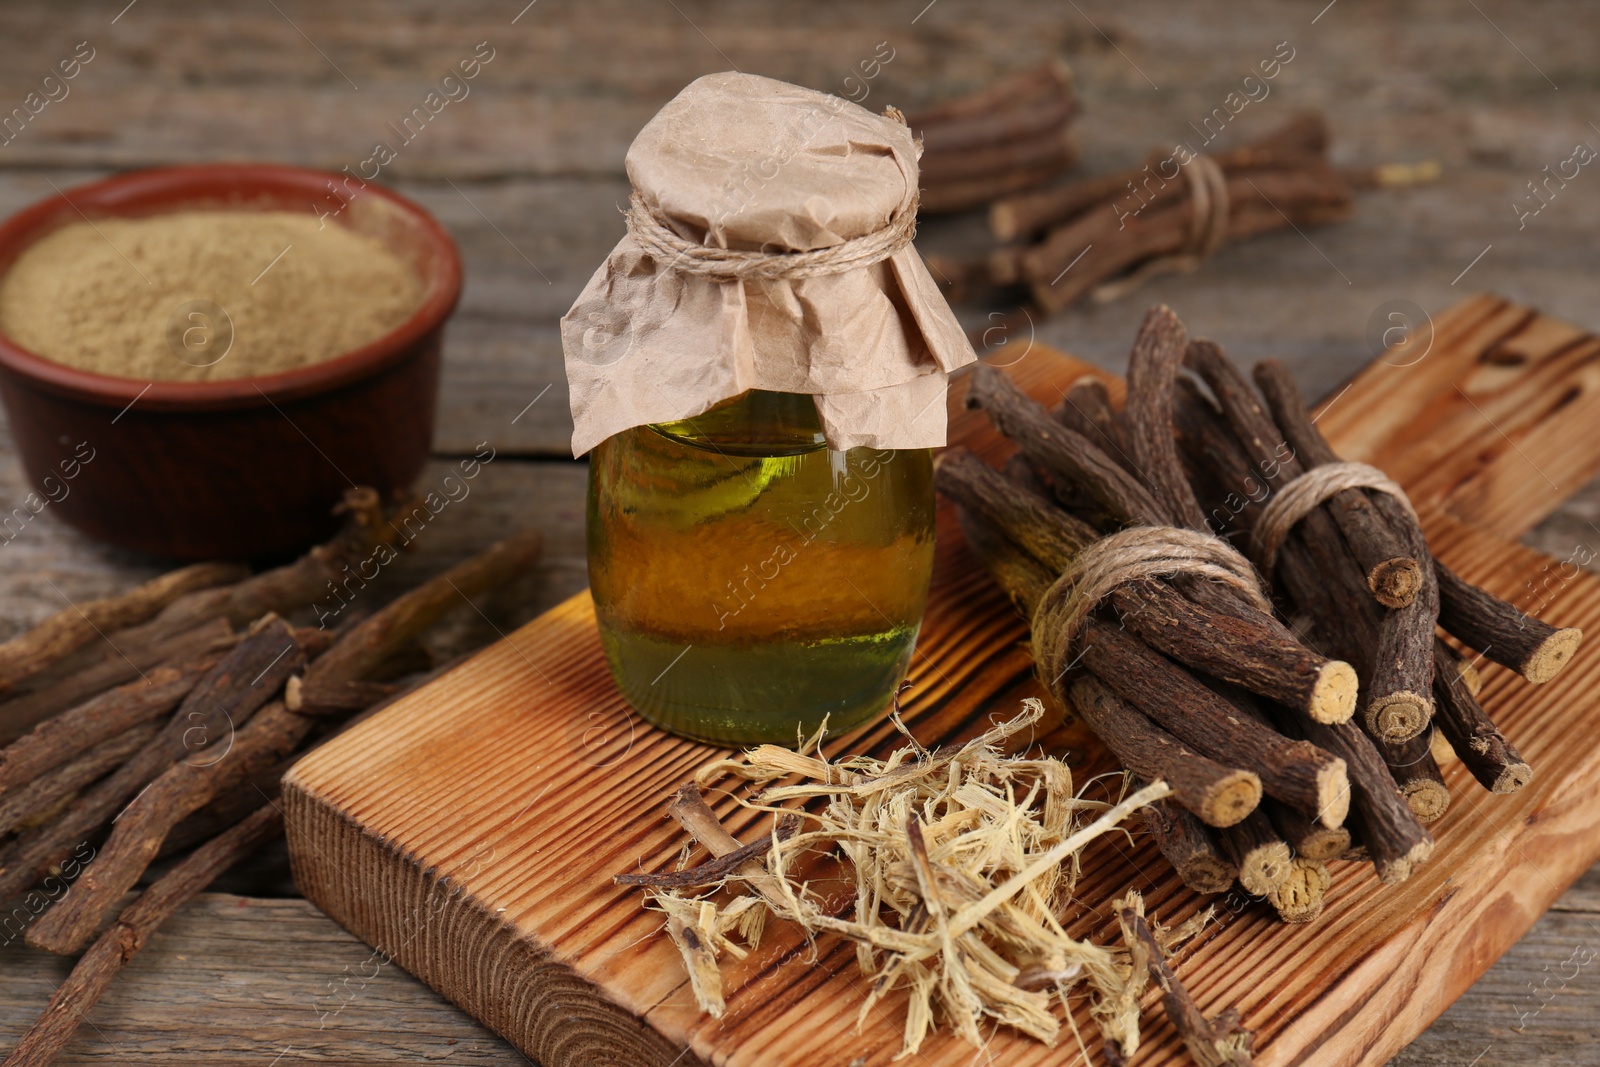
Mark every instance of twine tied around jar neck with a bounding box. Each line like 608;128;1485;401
624;192;920;281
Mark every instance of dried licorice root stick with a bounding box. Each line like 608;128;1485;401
1062;330;1360;728
1432;642;1533;794
1169;380;1434;881
939;447;1098;567
1122;306;1206;530
1358;568;1436;744
960;372;1357;723
1176;374;1391;706
0;561;245;698
1080;620;1349;827
1;804;282;1067
1176;373;1380;705
944;448;1354;744
1268;858;1331;924
1437;637;1483;697
27;701;316;954
1379;732;1451;824
0;618;237;747
1140;791;1238;895
1052;378;1139;527
125;487;395;642
288;527;544;714
0;616;308;903
0;654;224;794
34;634;473;952
1062;348;1358;727
991;110;1329;242
915;61;1075;146
956;445;1353;724
1266;802;1350;862
953;504;1266;900
1183;342;1427;736
910;61;1079;215
1172;374;1254;517
1210;683;1351;830
1252;361;1438;744
1068;674;1260;827
952;508;1053;617
0;722;161;837
1117;895;1256;1067
957;511;1243;892
1218;810;1292;896
1106;581;1355;727
1288;715;1432;884
1435;560;1582;684
156;651;475;859
1055;376;1132;463
968;364;1170;526
953;513;1243;893
1250;361;1419;607
1026;170;1353;315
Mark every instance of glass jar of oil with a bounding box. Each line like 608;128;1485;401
587;389;935;745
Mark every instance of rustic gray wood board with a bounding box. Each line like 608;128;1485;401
282;296;1600;1066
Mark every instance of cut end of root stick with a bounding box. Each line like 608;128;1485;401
1237;841;1293;897
1268;858;1331;924
1429;729;1457;765
990;201;1022;244
1365;692;1432;744
1492;761;1535;795
1183;856;1241;896
1315;762;1352;829
1524;627;1583;684
1401;778;1451;823
1292;824;1351;862
1310;660;1359;724
1374;837;1434;885
1202;771;1263;829
1367;557;1422;609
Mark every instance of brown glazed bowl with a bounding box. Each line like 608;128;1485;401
0;164;462;560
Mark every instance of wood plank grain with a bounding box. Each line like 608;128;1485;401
1315;295;1600;541
0;895;529;1064
1387;868;1600;1067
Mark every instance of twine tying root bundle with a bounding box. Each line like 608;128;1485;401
1030;524;1272;689
1248;461;1417;577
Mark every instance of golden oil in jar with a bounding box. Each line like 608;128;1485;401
587;389;935;745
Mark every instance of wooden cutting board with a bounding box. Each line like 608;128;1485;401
283;294;1600;1067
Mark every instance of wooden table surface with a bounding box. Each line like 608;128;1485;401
0;1;1595;1063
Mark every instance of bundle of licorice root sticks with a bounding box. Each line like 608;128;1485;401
930;111;1437;317
905;59;1081;214
0;489;543;1067
935;305;1581;921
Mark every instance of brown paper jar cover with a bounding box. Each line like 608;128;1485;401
560;71;975;455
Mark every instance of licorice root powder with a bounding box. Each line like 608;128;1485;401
0;210;421;381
